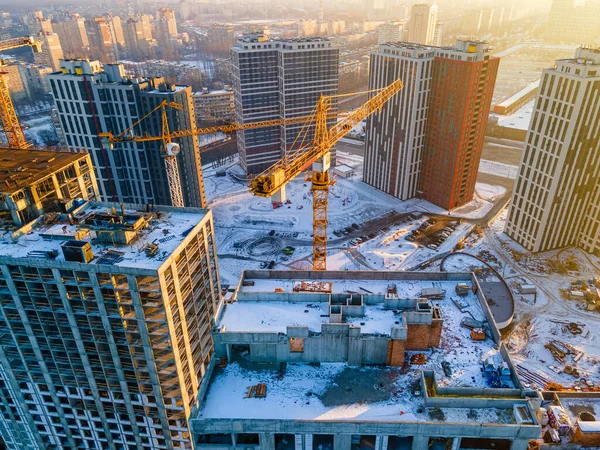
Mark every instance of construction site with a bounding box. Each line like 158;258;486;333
190;270;541;450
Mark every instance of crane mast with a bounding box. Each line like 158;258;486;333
249;78;404;270
100;78;403;269
0;37;42;149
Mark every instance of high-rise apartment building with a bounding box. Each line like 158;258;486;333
364;40;498;210
155;8;179;58
364;43;435;200
28;17;53;35
49;60;206;208
4;64;26;99
0;199;221;450
231;34;339;174
124;18;158;60
420;41;498;210
105;15;126;61
53;14;90;59
378;22;403;45
32;33;64;72
86;18;116;63
505;47;600;255
408;3;437;45
19;64;53;99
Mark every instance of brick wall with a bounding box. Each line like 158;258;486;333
387;340;405;366
405;323;441;350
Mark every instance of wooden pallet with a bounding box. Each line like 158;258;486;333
245;383;267;398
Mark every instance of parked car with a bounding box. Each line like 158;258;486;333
267;261;275;269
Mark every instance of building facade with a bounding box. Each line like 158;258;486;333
231;34;339;174
408;3;438;45
364;40;498;209
154;8;179;59
364;43;434;200
419;40;499;210
193;88;234;125
505;47;600;255
49;60;206;208
53;14;90;59
0;201;222;450
86;18;117;63
124;18;158;60
32;33;64;72
377;22;403;45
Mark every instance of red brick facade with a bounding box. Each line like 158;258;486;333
419;56;499;210
405;321;443;350
387;320;443;366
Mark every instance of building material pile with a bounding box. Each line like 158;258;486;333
293;281;333;293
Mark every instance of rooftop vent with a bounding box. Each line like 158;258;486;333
62;240;94;263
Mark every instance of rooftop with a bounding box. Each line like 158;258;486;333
0;202;208;271
0;149;89;195
198;361;517;423
220;277;506;387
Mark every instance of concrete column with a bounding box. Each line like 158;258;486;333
451;438;460;450
410;436;429;450
347;327;363;366
334;434;351;450
260;433;275;450
510;439;531;450
272;185;286;203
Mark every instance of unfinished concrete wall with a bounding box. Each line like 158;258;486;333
242;269;473;282
213;324;393;366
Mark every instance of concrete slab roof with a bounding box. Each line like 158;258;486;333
0;149;89;195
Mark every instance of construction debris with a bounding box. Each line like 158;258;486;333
410;354;426;365
471;328;486;341
245;383;267;398
293;281;333;293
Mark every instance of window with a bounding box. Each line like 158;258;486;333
196;434;233;445
236;434;260;445
289;338;304;353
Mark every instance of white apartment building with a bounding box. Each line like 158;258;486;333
364;43;435;200
408;3;438;45
505;47;600;255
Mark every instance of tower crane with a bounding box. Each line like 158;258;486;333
0;37;42;149
100;104;339;208
100;78;404;269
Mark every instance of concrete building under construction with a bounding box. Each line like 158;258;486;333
0;149;98;227
190;270;541;450
0;201;222;449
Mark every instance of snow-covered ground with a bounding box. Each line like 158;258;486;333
205;151;600;391
208;163;497;285
429;209;600;390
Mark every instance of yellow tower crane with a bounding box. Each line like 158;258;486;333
100;78;403;268
0;37;42;149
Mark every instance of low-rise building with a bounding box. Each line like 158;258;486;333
190;270;541;450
